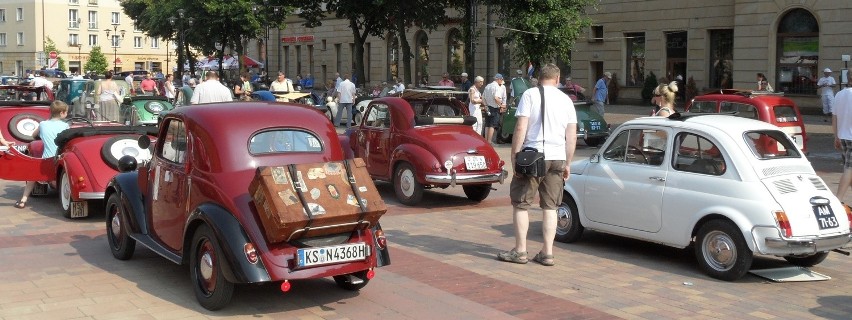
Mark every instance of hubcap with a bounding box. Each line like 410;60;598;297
703;230;736;271
110;211;121;245
400;168;414;197
556;204;572;234
198;241;216;293
61;171;71;211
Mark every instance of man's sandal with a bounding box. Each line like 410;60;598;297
497;249;528;264
532;252;555;266
14;201;26;209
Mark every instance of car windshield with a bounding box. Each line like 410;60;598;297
0;86;51;102
249;129;323;154
743;130;801;159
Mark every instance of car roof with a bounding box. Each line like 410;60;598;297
623;113;780;133
694;89;795;106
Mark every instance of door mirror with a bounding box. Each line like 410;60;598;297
590;154;600;163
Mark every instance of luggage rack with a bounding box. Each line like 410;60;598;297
712;89;785;98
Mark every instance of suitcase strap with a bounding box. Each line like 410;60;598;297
343;160;369;224
287;164;314;231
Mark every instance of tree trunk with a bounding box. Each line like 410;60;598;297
349;17;367;88
463;0;476;78
397;19;412;86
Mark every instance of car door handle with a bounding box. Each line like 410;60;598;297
649;176;666;182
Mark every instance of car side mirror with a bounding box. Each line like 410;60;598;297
590;154;600;163
137;134;150;149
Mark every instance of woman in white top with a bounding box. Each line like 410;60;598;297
164;74;176;102
96;71;121;122
468;76;486;135
654;81;678;117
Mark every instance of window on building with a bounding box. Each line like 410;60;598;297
335;43;341;74
88;34;97;46
349;43;355;74
134;23;141;32
364;42;370;83
446;28;464;78
284;46;290;73
625;32;645;86
307;45;314;78
69;0;79;4
69;34;79;46
69;9;80;28
134;36;142;48
0;9;5;22
296;45;302;75
17;32;24;45
111;35;120;47
776;8;819;95
17;8;24;21
111;12;119;25
387;34;399;81
709;29;734;89
0;33;6;46
151;38;158;49
414;31;430;83
589;25;603;43
88;0;98;5
88;11;97;29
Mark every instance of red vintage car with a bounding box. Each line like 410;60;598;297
0;85;54;153
0;118;157;218
104;102;390;310
344;88;507;205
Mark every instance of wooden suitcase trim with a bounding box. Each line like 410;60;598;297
286;220;373;242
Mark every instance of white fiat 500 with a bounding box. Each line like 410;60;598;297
558;113;852;281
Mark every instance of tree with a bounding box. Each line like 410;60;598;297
85;46;109;74
489;0;596;76
43;37;66;70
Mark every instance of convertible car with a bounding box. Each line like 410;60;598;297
0;85;54;153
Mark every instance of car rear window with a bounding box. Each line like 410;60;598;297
743;130;801;159
720;102;758;120
690;101;716;113
773;105;798;123
249;129;323;154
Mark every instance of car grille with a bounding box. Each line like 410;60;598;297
762;165;812;178
773;179;797;194
809;177;828;191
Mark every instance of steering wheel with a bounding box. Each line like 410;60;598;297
65;116;94;127
627;145;648;164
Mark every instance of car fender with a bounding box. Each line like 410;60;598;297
106;172;148;235
184;203;272;284
688;206;763;253
390;143;437;183
59;152;88;200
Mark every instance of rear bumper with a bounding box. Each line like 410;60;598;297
752;225;852;255
577;131;608;139
425;170;508;186
78;192;105;200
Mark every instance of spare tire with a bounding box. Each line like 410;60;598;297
144;100;167;114
101;134;153;170
9;113;46;142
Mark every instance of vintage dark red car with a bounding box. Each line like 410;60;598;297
0;118;157;218
344;88;507;205
0;85;54;153
104;102;389;310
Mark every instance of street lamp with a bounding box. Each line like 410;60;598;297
169;9;194;77
104;25;126;73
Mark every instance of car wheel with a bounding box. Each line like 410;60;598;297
333;270;370;291
584;137;603;147
59;169;73;218
8;113;45;142
694;220;752;281
784;252;830;267
101;135;152;170
555;193;584;243
106;193;136;260
190;225;234;311
393;162;423;206
462;184;491;202
496;125;513;144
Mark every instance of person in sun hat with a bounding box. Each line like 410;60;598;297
818;68;837;117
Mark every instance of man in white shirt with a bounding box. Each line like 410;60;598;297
269;71;295;102
391;78;405;95
335;73;358;128
482;73;506;144
190;71;233;104
818;68;837;116
833;71;852;200
498;63;577;267
31;71;54;90
125;73;136;95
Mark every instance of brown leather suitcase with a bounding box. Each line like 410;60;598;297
249;158;386;243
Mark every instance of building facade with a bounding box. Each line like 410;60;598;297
0;0;170;76
250;1;849;108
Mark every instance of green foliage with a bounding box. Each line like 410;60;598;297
641;71;658;103
42;37;66;70
491;0;596;72
85;46;109;74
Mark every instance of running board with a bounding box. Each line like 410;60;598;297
129;232;182;264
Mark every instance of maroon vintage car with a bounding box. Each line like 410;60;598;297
104;102;389;310
0;118;157;218
344;88;507;205
0;85;54;153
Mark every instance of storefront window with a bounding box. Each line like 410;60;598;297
414;31;429;86
709;29;733;89
625;32;645;86
776;9;819;95
446;28;464;80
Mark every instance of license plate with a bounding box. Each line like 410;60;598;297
13;144;28;154
587;121;602;131
464;156;487;170
813;205;839;230
297;243;369;268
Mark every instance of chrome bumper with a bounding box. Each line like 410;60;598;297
752;225;852;254
78;192;105;200
425;170;509;186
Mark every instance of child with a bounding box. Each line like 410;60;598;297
15;101;70;209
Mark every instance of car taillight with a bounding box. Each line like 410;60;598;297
244;243;258;264
774;211;792;237
844;204;852;231
374;229;387;250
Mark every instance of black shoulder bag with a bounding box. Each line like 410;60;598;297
514;86;546;177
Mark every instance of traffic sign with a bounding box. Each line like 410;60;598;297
49;51;58;59
48;59;58;69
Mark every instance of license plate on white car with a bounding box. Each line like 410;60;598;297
813;205;839;230
297;243;369;268
464;156;487;170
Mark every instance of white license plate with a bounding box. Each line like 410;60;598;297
297;243;369;268
464;156;487;170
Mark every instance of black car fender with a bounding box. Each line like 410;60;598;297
184;203;272;284
106;172;148;235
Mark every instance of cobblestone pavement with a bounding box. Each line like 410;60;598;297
1;104;851;319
